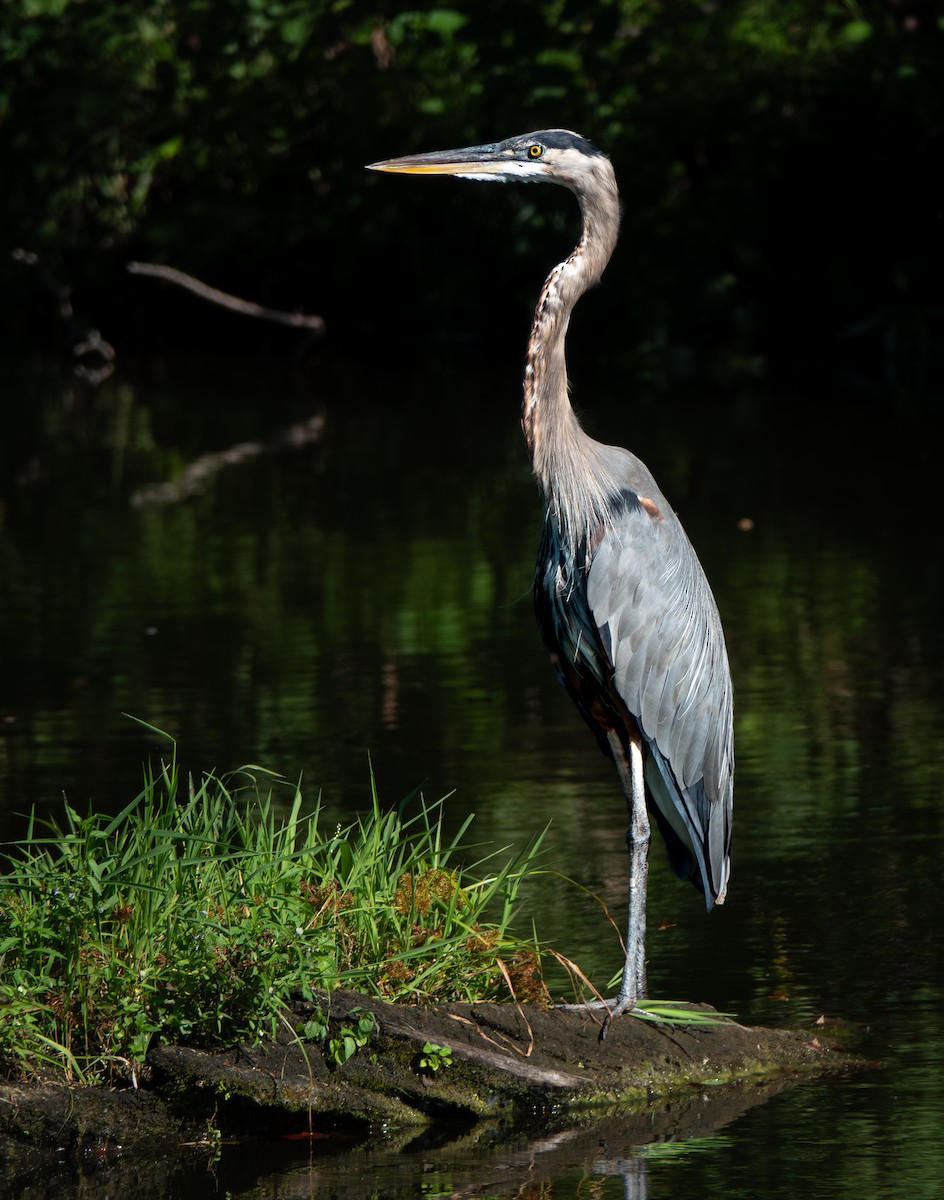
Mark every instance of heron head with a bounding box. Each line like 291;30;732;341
367;130;609;193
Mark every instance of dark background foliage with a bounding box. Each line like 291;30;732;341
1;0;942;391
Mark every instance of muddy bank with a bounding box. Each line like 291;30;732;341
0;990;867;1193
145;989;862;1128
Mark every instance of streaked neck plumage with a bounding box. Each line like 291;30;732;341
521;156;622;557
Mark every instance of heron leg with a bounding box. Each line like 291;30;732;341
603;730;649;1036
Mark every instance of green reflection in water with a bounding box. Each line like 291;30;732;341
2;361;943;1013
2;358;944;1199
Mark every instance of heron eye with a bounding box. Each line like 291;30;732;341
528;143;544;159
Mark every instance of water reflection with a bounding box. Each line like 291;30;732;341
1;1074;806;1200
2;359;944;1198
130;413;326;506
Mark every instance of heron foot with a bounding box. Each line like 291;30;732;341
555;996;649;1038
600;993;639;1039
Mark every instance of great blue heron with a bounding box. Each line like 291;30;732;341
368;130;733;1031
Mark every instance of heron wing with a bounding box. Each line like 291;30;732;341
587;489;733;906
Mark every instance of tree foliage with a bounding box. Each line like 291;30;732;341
1;0;941;381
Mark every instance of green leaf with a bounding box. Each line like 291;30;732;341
425;10;468;37
840;20;872;45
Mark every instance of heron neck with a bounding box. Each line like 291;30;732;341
522;170;621;552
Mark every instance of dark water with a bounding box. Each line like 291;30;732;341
2;357;943;1198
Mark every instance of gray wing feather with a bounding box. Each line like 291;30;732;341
587;485;733;904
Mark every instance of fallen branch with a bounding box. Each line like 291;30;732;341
127;261;325;334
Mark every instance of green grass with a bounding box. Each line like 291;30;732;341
0;740;549;1087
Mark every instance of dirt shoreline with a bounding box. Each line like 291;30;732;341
0;989;869;1188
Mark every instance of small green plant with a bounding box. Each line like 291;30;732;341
302;1013;329;1043
418;1041;453;1073
327;1008;377;1066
